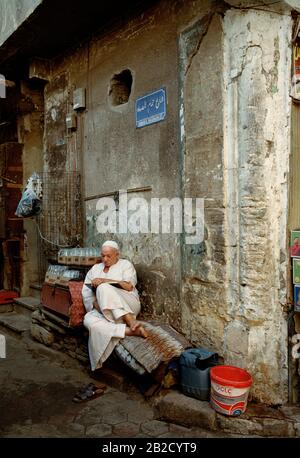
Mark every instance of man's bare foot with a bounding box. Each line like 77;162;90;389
125;324;148;338
136;324;148;338
130;321;148;338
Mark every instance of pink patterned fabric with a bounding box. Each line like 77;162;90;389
68;281;86;327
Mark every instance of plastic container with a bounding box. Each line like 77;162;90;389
179;348;220;401
210;365;252;416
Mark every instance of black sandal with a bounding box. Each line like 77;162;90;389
72;383;106;403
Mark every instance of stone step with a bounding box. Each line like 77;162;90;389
0;311;31;335
0;303;14;313
40;307;70;330
29;282;42;300
14;297;40;316
153;391;296;437
154;391;217;431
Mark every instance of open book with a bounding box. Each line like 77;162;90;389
106;281;123;289
85;280;123;291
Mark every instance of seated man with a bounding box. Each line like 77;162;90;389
82;240;147;371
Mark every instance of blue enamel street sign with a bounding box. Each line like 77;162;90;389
135;88;166;128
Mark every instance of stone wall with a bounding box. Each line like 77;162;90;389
179;11;226;353
42;0;217;329
18;80;44;294
222;8;292;404
179;3;292;404
35;0;293;404
31;308;89;364
0;0;42;47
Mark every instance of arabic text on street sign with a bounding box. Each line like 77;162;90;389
135;88;166;128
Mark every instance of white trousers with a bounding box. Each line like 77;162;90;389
83;283;140;370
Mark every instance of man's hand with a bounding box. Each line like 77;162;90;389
91;278;133;292
91;278;109;288
92;300;100;312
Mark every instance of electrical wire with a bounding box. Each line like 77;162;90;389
34;218;75;248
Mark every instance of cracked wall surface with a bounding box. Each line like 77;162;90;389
42;0;199;328
180;3;292;404
18;81;44;294
180;12;226;352
224;8;291;404
39;0;293;404
0;0;42;47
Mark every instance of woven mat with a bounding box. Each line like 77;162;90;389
121;321;191;373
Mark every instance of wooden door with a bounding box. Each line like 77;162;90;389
0;142;23;291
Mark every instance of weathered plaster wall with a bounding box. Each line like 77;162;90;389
0;0;42;47
42;0;215;327
221;9;292;404
180;13;226;353
44;73;70;174
18;80;44;294
179;3;292;405
41;0;293;404
225;0;292;12
284;0;300;12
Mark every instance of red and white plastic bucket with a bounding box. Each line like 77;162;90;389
210;365;252;416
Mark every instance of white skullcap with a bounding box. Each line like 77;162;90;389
102;240;119;251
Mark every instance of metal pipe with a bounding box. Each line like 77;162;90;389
84;186;152;202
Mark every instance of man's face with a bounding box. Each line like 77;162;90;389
101;246;119;266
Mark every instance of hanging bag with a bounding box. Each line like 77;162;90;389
15;172;42;218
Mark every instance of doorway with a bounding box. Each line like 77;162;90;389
0;142;23;292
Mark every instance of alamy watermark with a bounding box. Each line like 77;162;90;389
0;74;6;98
95;190;204;244
292;334;300;359
0;334;6;358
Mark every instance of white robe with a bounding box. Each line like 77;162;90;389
82;259;141;370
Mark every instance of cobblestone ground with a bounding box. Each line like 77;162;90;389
0;330;228;438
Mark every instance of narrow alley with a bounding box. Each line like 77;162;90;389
0;328;229;439
1;0;300;448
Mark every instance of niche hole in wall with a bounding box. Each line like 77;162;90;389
109;69;132;106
